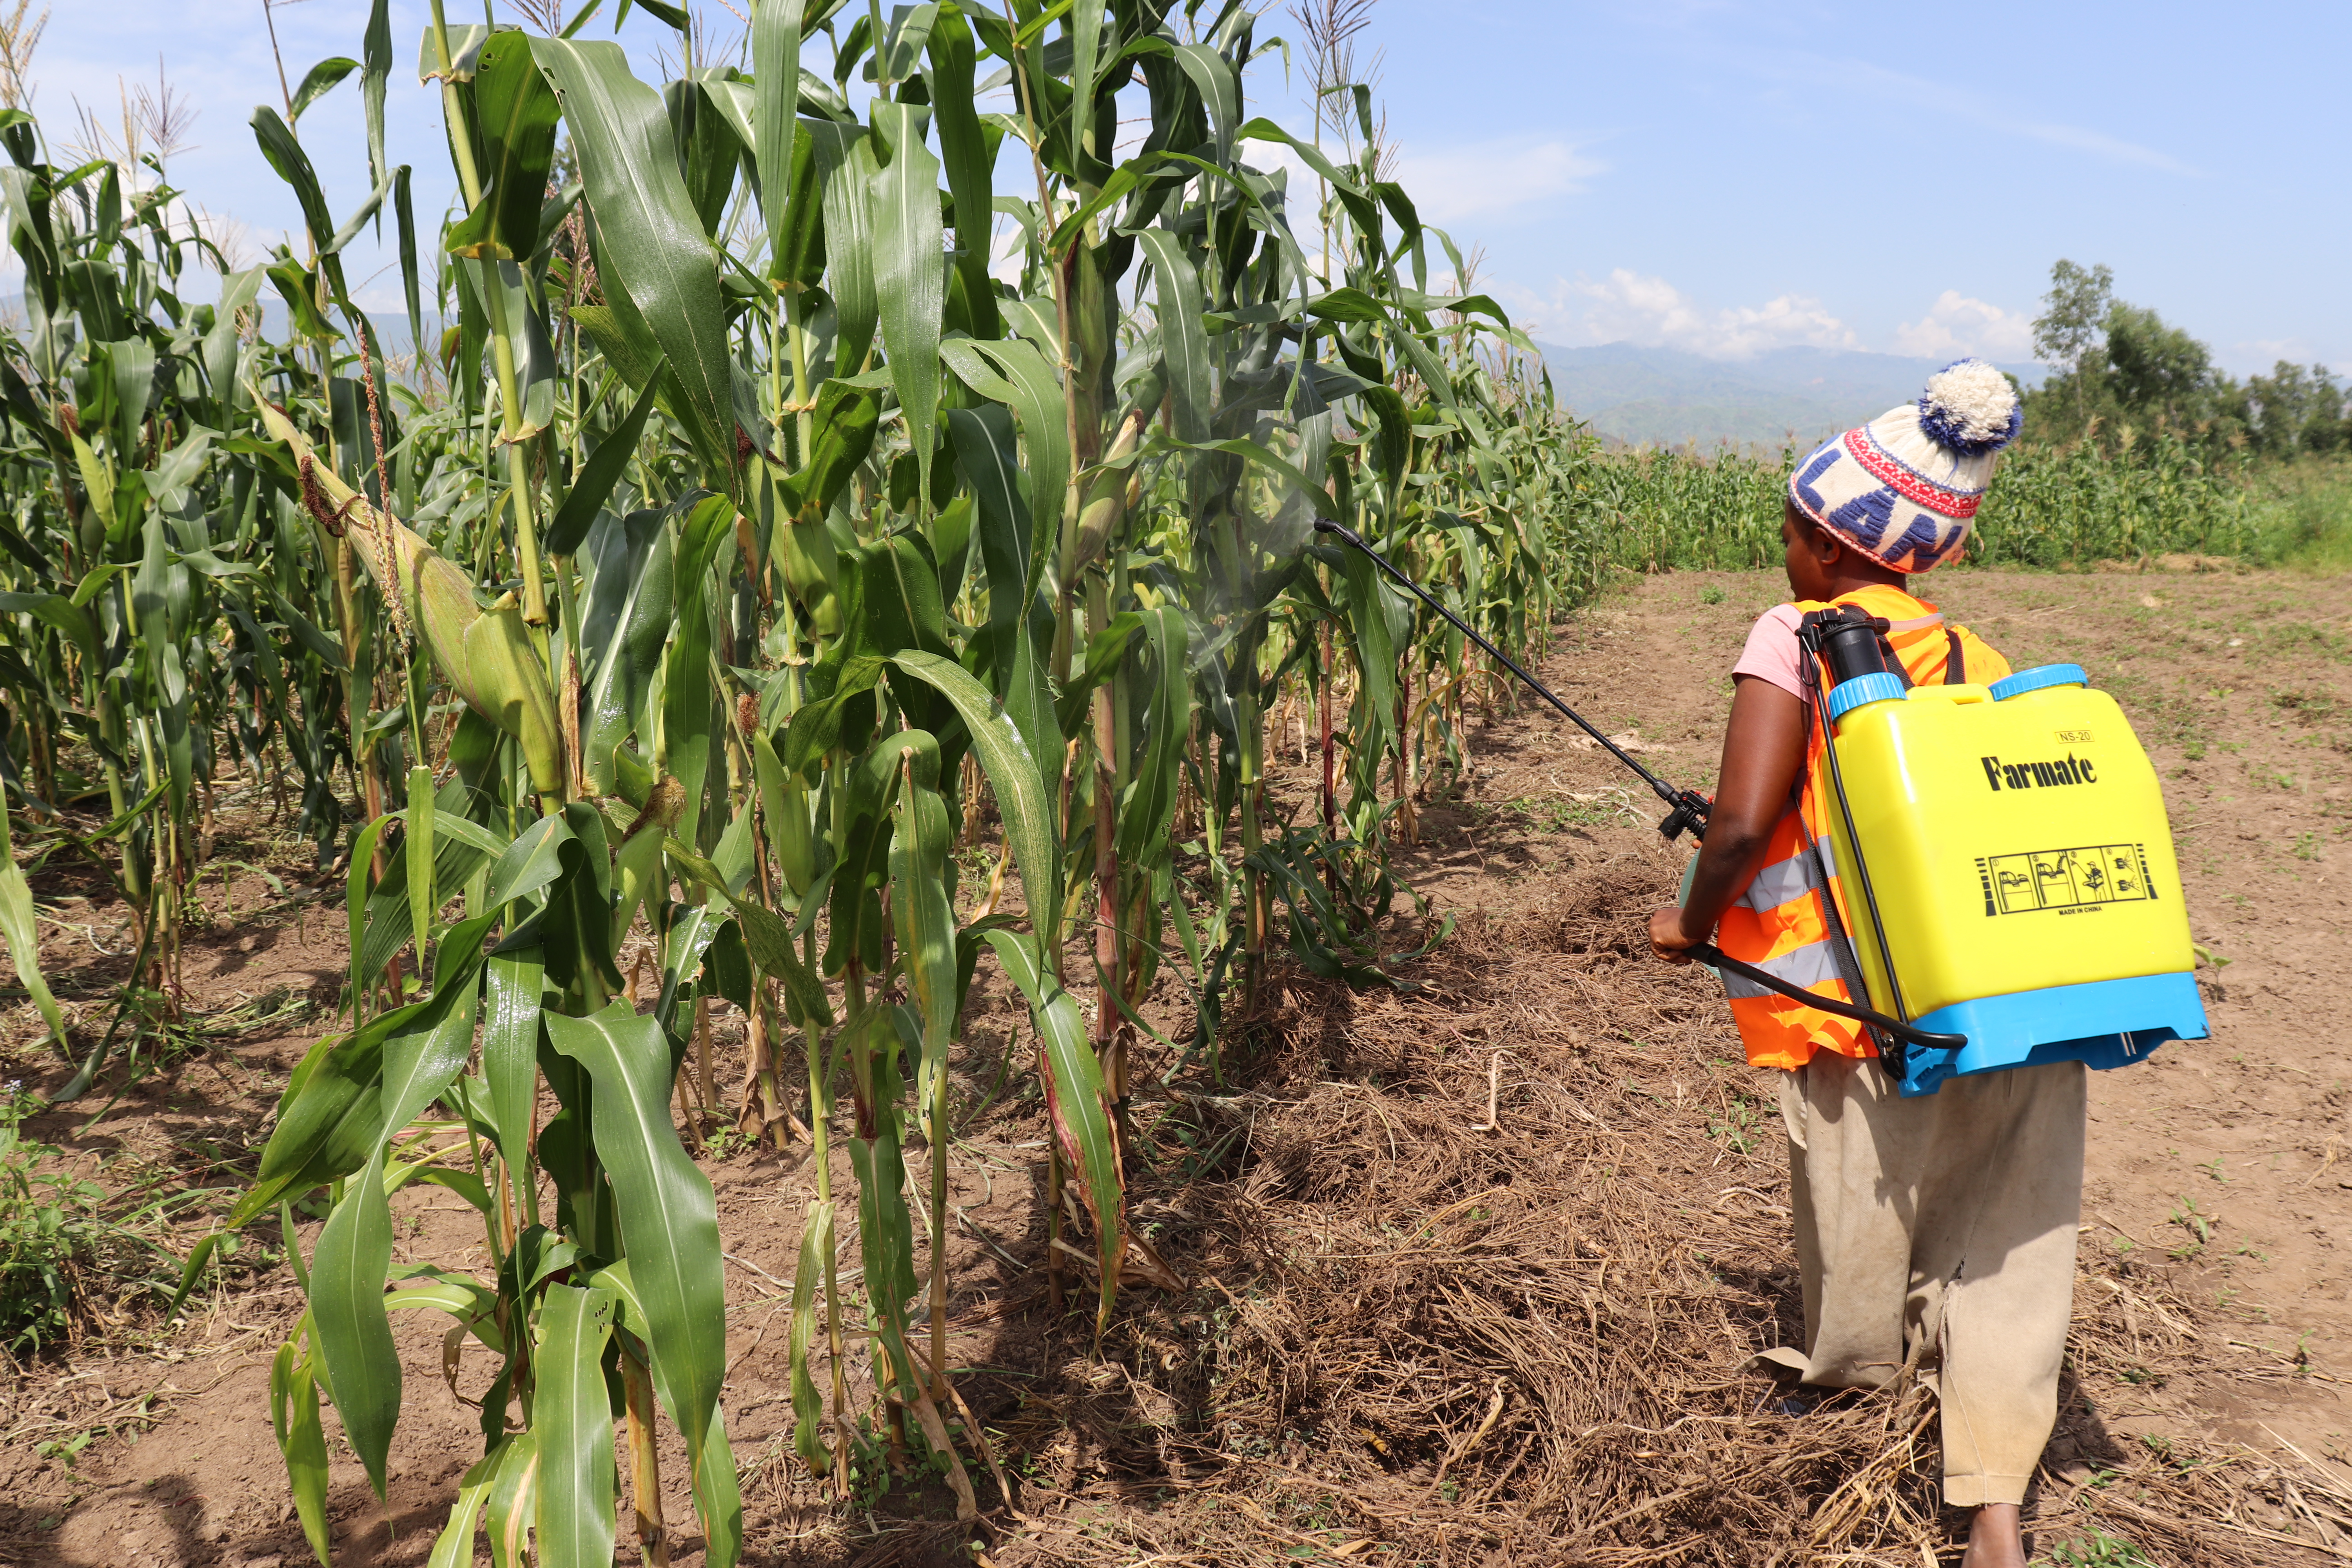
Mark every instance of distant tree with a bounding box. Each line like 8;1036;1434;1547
2242;361;2346;457
2102;303;2217;428
2022;260;2343;464
2033;261;2114;378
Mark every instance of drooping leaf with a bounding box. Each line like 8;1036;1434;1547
290;57;361;124
541;1004;734;1533
982;930;1123;1331
269;1331;334;1567
787;1198;833;1474
448;30;562;261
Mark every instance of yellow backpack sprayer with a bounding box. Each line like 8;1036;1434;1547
1315;520;2208;1097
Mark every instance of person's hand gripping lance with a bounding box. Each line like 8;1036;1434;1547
1309;518;1960;1052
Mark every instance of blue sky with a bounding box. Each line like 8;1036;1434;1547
35;0;2346;376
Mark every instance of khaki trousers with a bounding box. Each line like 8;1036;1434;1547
1776;1051;2086;1507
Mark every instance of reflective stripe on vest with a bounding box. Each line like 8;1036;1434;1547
1715;584;2013;1071
1718;936;1844;1000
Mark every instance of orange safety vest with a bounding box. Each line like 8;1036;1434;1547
1716;584;2013;1070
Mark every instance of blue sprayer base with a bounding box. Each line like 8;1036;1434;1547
1893;971;2210;1098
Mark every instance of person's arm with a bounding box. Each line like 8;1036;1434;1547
1648;673;1810;964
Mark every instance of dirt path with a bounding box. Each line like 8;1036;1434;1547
2;566;2348;1566
1407;567;2352;1461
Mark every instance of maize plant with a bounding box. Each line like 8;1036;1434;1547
0;0;1588;1557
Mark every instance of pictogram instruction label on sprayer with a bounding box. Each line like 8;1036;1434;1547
1975;844;2158;916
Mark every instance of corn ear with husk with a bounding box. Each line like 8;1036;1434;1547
252;396;565;805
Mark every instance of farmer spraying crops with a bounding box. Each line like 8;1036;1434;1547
1648;363;2071;1568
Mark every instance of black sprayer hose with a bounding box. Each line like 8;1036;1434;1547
1684;944;1965;1051
1314;521;1964;1055
1314;521;1714;842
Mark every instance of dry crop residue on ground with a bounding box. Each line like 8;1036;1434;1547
4;567;2350;1567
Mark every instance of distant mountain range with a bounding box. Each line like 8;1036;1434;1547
1531;343;2047;452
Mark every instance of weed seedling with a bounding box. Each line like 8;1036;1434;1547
0;1094;108;1355
2047;1526;2158;1566
2169;1194;2214;1259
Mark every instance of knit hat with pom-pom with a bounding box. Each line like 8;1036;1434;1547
1787;359;2022;574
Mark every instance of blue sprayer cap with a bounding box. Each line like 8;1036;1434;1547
1989;663;2089;701
1826;670;1906;725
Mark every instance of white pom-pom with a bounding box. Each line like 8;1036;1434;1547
1916;359;2022;456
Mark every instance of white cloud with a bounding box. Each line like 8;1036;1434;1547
1388;138;1606;224
1892;290;2036;361
1503;268;1858;359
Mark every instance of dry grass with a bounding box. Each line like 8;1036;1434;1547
955;849;2350;1567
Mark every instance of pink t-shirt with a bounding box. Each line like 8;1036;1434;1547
1731;604;1808;701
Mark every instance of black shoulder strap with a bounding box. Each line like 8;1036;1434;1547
1944;627;1965;686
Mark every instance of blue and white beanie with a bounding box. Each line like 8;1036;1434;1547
1788;359;2023;574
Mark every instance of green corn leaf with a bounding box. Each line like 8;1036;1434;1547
425;1437;513;1568
345;813;399;1022
308;944;483;1498
227;913;499;1235
891;771;958;1132
250;106;335;261
982;929;1122;1331
814;123;878;375
383;1268;504;1350
406;765;437;967
448;30;562;261
943;404;1029;630
887;650;1058;938
289;57;359;124
695;878;832;1027
1132;229;1209;441
935;337;1068;603
417;21;492;83
269;1331;334;1567
481;948;543;1220
662;494;740;851
362;0;392;182
1115;606;1191;867
0;791;67;1067
781;378;879;521
544;361;664;554
752;0;805;278
870;98;944;505
923;4;997;339
580;504;675;798
0;593;98;667
541;1003;734;1510
532;38;739;490
787;1198;833;1474
532;1284;617;1568
307;1162;401;1500
583;1257;744;1568
483;813;574;910
486;1428;540;1568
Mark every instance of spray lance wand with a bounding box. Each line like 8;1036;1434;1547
1313;520;1963;1052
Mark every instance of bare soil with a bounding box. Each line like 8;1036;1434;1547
3;564;2350;1566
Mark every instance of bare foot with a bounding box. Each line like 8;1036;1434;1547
1960;1503;2027;1568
